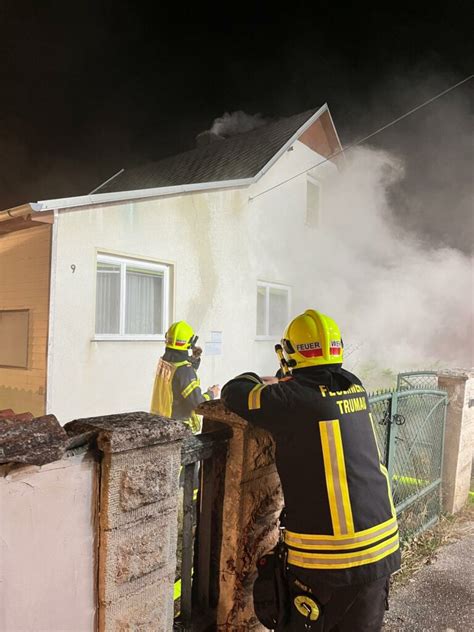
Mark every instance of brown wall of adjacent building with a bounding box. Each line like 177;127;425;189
0;225;51;416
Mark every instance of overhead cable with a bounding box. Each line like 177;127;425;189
249;74;473;202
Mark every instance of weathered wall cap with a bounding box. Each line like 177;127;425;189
65;411;191;453
438;368;474;381
0;414;68;466
197;399;247;427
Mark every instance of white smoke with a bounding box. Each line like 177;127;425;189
210;111;267;137
303;147;473;387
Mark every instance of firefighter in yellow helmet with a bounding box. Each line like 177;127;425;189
151;321;219;433
222;310;400;631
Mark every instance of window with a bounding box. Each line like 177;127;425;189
306;176;321;227
256;282;291;339
95;254;171;339
0;310;29;367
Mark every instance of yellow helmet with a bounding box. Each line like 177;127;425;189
281;309;343;369
165;321;197;350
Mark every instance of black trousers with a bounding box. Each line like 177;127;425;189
281;570;390;632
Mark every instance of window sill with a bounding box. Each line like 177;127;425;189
92;335;166;342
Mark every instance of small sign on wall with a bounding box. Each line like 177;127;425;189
205;331;223;356
0;310;29;368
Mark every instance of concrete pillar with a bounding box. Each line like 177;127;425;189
66;412;189;632
198;400;284;631
438;370;474;514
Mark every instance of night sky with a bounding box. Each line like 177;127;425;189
1;3;472;250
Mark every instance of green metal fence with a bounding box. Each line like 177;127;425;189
396;371;439;391
369;373;447;542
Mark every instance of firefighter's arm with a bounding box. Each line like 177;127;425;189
176;365;215;416
221;372;292;432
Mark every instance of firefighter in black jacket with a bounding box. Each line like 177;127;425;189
151;320;219;433
221;309;400;631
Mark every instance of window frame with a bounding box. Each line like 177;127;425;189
306;174;322;228
94;253;170;341
256;281;292;341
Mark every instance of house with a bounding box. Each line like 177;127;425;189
0;105;342;423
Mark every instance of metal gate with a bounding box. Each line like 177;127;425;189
369;373;448;541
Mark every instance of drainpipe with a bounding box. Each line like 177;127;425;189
45;208;59;416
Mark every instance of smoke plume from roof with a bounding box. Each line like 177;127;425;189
209;111;267;137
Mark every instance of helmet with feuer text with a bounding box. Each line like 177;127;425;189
281;309;343;369
165;321;198;350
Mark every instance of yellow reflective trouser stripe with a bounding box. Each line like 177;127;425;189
319;420;354;535
174;578;181;601
368;411;396;517
380;464;396;517
287;533;399;569
181;380;199;399
369;412;382;460
248;384;266;410
285;516;398;550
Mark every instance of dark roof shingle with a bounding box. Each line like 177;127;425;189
100;109;318;193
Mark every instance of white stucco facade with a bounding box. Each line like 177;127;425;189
47;141;337;423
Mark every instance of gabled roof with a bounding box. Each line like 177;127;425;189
0;104;342;217
99;109;319;194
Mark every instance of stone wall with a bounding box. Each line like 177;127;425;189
66;412;190;632
198;400;284;631
3;369;472;631
438;369;474;514
1;410;194;631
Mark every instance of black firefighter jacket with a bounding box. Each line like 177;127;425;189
221;365;401;588
163;348;212;420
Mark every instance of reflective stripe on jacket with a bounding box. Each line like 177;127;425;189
221;365;401;587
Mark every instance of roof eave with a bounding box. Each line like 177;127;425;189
27;178;254;213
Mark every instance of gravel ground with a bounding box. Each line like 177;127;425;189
383;520;474;631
